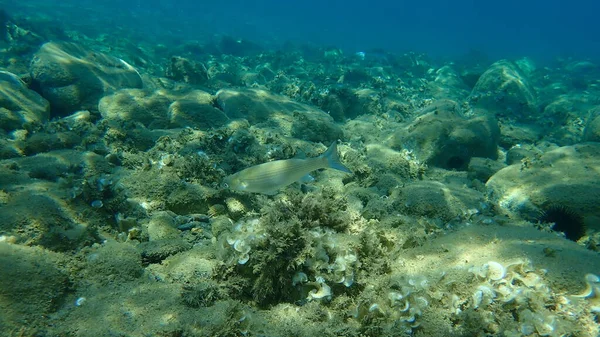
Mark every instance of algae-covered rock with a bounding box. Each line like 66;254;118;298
215;88;342;142
98;88;171;128
166;183;215;215
30;41;143;116
290;109;344;143
429;65;471;101
392;180;484;221
165;56;208;85
0;243;69;327
167;90;229;129
487;142;600;227
390;100;499;170
138;238;192;264
0;71;49;131
467;157;506;182
583;106;600;142
100;88;228;130
469;60;538;121
0;150;112;250
147;211;180;241
84;241;143;284
22;130;81;155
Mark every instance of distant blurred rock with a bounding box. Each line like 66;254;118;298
429;65;470;101
0;71;49;131
469;60;538;121
30;41;143;117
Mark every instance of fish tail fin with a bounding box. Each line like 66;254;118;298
322;142;352;174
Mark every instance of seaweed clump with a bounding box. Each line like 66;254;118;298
217;188;354;307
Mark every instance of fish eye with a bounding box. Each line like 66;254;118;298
222;182;229;188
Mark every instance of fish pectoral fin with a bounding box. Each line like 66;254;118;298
298;174;314;183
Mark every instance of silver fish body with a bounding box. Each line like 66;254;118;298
224;142;351;194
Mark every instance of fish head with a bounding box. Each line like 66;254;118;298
223;173;248;191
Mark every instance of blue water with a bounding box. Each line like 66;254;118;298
3;0;599;61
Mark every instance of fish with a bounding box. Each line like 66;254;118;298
223;142;351;194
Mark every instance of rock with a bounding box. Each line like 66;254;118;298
583;106;600;142
505;144;543;165
215;88;342;142
84;241;142;283
486;142;600;227
99;89;171;128
166;183;214;215
147;211;180;241
22;130;81;155
165;56;208;85
393;180;484;222
0;150;110;250
389;100;499;170
469;60;538;121
30;41;143;117
429;65;470;101
168;90;229;129
498;122;543;148
318;87;362;121
100;88;228;130
290;109;344;143
137;238;192;264
0;243;68;327
0;71;49;130
467;157;506;182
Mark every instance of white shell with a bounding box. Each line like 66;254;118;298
308;283;332;300
486;261;507;281
233;239;250;254
237;253;250;265
472;290;483;308
343;272;354;287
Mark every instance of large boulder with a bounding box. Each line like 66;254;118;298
0;71;49;131
99;89;172;128
0;243;69;328
167;90;229;129
99;89;229;130
469;60;538;121
486;142;600;229
30;41;143;117
389;100;500;170
215;88;343;143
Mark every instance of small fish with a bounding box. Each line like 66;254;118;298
224;142;351;194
